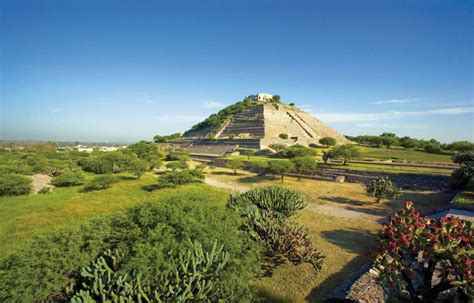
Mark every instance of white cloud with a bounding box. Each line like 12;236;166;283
374;99;417;105
202;101;224;109
315;107;474;123
151;115;205;123
142;98;155;104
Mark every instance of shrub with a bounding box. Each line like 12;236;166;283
319;137;337;146
453;151;474;165
0;191;262;302
51;171;84;187
374;202;473;302
83;175;117;191
78;152;134;174
450;163;473;190
226;159;244;174
366;177;401;203
156;169;204;188
423;143;443;154
267;160;294;183
0;165;33;176
128;159;149;179
228;186;324;271
279;133;289;139
165;149;190;162
165;160;189;171
0;174;32;196
291;156;317;180
242;149;255;159
329;144;360;165
278;144;316;158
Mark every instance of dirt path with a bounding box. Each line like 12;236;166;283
204;176;384;222
204;177;251;193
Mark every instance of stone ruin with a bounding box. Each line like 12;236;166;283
182;94;348;153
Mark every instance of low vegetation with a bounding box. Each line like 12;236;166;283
0;174;32;196
82;175;117;191
366;177;401;203
51;171;85;187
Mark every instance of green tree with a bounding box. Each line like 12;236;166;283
366;177;401;203
166;161;189;172
330;144;360;165
319;137;337;146
267;160;294;183
381;135;399;148
129;159;149;179
291;157;317;180
83;175;117;191
242;150;255;159
226;160;244;174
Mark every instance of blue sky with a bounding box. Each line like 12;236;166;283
1;0;472;143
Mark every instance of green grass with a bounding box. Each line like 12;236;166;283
0;172;227;259
254;211;379;302
355;145;453;163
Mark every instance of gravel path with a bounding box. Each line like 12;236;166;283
204;176;384;222
31;174;52;194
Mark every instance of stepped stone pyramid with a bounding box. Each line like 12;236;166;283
184;93;348;150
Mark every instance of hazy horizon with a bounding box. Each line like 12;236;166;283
1;1;473;143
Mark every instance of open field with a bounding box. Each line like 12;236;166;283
0;172;227;259
354;145;453;163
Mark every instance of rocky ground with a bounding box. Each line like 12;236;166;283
30;174;52;194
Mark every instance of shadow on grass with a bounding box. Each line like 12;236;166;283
237;175;275;184
305;255;368;302
320;196;366;206
210;171;239;176
118;175;136;181
321;229;376;254
255;286;297;303
141;184;161;192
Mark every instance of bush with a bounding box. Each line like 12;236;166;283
279;133;289;139
156;169;204;188
228;186;324;271
319;137;336;146
453;151;474;165
165;150;190;162
278;144;317;158
366;177;401;203
329;144;360;165
450;163;473;190
0;165;33;176
165;160;189;171
423;143;443;154
374;202;472;302
83;175;117;191
0;174;32;196
51;171;84;187
38;187;51;194
226;159;244;174
0;191;262;302
291;156;317;180
267;160;294;183
78;152;134;174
